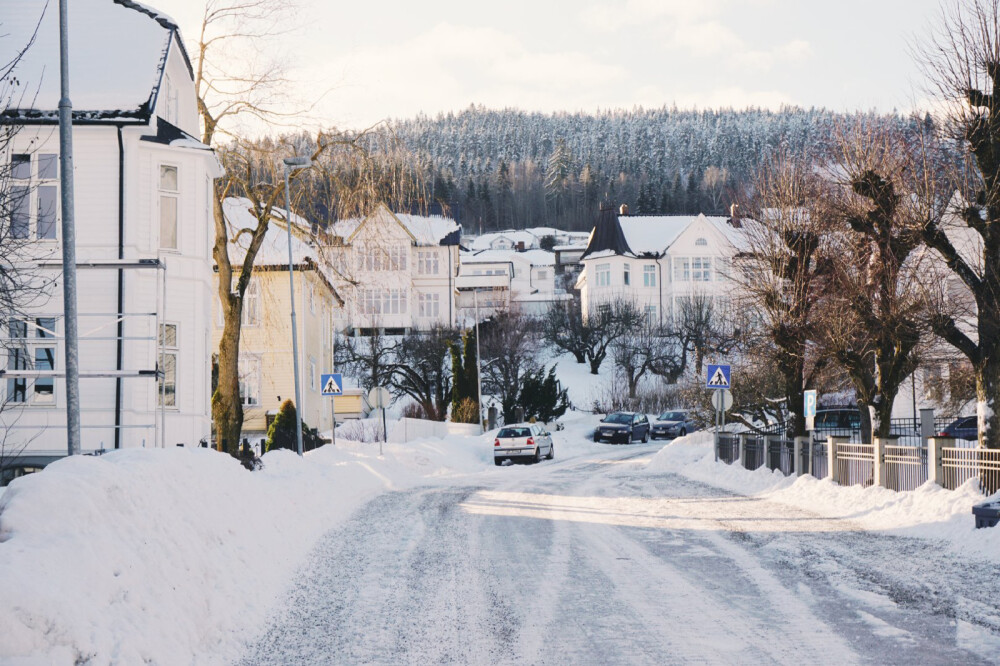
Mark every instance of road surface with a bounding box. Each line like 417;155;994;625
237;443;1000;665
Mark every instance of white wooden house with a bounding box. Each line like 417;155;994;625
325;204;461;334
1;0;222;478
456;248;569;321
576;206;743;324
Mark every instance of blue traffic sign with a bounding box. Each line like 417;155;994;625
321;373;343;396
804;390;817;418
706;364;731;389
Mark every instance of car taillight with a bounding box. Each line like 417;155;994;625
527;437;534;446
494;438;500;447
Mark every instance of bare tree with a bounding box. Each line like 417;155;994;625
918;0;1000;448
611;307;687;399
543;298;641;375
821;129;937;441
479;310;540;422
675;293;745;376
737;155;834;436
387;326;457;421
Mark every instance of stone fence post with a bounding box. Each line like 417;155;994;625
827;435;850;484
927;437;953;487
794;436;808;476
738;434;747;468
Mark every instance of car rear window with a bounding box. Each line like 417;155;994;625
498;427;530;438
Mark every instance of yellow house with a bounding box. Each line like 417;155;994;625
214;198;343;447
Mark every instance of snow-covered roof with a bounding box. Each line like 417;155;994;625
329;205;460;246
462;248;556;266
223;197;317;267
469;230;539;251
2;0;189;122
618;216;694;255
582;210;745;260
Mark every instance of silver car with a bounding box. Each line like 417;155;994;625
494;423;554;465
651;410;697;440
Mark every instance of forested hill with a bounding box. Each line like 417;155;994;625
380;106;933;232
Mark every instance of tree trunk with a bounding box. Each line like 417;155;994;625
212;308;243;455
976;354;1000;450
573;350;585;364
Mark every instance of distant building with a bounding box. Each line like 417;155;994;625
576;206;744;324
1;0;222;480
325;204;461;335
456;248;570;321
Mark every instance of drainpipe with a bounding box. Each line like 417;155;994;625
658;256;664;326
114;124;125;448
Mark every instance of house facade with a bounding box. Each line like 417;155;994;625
214;198;342;448
576;207;742;324
325;204;461;334
1;0;222;478
456;248;569;322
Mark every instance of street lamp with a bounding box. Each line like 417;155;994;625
283;156;311;456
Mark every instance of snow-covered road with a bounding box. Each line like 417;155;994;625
235;445;1000;665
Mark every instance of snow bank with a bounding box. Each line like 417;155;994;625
645;432;1000;562
0;432;494;664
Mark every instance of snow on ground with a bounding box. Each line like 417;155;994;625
645;431;1000;562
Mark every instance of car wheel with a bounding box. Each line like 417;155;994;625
642;429;649;443
546;444;554;460
534;447;541;463
494;458;503;466
594;433;601;442
678;428;686;437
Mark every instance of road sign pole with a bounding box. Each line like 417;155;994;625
381;407;386;455
331;399;336;447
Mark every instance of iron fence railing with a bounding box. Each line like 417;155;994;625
718;434;739;464
884;445;927;492
942;447;1000;494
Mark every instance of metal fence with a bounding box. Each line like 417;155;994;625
718;434;739;464
941;447;1000;494
884;444;927;492
836;443;875;487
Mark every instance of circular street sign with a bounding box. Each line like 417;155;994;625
711;389;733;412
368;386;391;409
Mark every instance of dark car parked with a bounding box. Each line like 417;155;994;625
594;412;650;444
939;416;978;442
651;410;698;440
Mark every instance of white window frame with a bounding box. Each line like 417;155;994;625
674;257;691;282
309;357;317;391
159;164;179;251
418;250;440;275
596;263;611;287
158;322;178;408
238;354;262;407
10;152;59;242
623;263;631;286
643;264;656;287
418;292;440;318
242;277;261;327
692;257;712;282
5;316;57;406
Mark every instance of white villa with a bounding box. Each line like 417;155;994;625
576;206;744;324
2;0;222;477
325;204;462;335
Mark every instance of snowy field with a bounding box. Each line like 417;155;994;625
1;410;1000;663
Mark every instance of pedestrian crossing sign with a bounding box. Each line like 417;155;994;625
706;364;731;389
321;373;343;396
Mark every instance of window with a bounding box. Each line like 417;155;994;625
643;264;656;287
692;257;712;281
309;357;317;391
674;258;690;282
418;293;440;318
308;283;316;315
359;289;408;315
5;317;56;405
10;153;58;240
159;165;178;250
695;237;708;246
358;244;407;271
623;263;631;286
537;269;548;280
158;323;177;407
645;305;657;325
596;263;611;287
418;250;439;275
242;278;260;327
238;355;261;407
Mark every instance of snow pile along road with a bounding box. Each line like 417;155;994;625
646;432;1000;562
0;435;490;665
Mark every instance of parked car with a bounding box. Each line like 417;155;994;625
812;408;861;440
939;416;978;441
494;423;554;465
594;412;650;444
651;410;697;440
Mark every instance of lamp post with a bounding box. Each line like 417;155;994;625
474;289;483;430
283;156;310;456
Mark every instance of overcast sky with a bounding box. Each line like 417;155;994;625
155;0;946;130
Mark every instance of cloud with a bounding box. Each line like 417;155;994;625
579;0;722;31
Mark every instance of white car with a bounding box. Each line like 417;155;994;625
494;423;554;465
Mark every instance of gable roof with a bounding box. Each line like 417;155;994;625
581;209;745;260
1;0;189;123
469;230;539;251
329;203;461;246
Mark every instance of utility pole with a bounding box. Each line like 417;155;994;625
58;0;81;456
